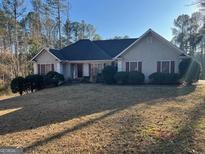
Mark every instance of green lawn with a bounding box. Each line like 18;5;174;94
0;84;205;153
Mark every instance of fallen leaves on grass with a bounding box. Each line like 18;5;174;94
0;84;205;153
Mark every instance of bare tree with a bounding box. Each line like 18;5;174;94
46;0;67;48
2;0;25;75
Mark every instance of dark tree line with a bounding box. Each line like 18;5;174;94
0;0;101;85
1;0;205;88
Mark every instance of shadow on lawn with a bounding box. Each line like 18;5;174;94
143;100;205;153
103;91;205;153
0;84;196;150
23;108;123;152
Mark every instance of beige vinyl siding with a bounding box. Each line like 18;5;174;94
35;50;59;72
120;33;181;80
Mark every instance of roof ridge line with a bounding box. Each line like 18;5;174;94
92;38;138;42
90;40;112;59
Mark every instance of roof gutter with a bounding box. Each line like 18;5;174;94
62;59;114;63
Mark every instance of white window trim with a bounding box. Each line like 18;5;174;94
38;64;54;75
126;61;142;72
158;60;174;73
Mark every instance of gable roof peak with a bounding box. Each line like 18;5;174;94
79;39;91;41
148;28;152;31
113;28;189;59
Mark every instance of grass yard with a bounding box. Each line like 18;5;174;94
0;86;16;101
0;84;205;153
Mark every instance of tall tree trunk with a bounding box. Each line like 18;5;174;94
2;37;6;51
7;20;13;52
201;42;205;79
57;0;61;48
14;0;19;76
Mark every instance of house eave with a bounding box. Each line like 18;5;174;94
62;59;114;63
30;48;62;62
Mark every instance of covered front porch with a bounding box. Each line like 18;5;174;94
62;60;113;82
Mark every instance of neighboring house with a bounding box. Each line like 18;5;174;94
31;29;189;81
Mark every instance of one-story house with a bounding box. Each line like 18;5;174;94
31;29;189;81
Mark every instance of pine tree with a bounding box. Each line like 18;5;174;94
46;0;67;48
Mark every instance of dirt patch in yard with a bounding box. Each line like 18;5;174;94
0;84;205;153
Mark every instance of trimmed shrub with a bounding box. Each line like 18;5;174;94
149;72;180;84
43;75;58;87
46;71;65;86
114;72;129;85
81;77;90;83
102;66;117;84
10;77;26;95
67;78;72;84
179;58;191;75
25;74;44;92
96;73;104;83
179;58;201;84
128;71;145;84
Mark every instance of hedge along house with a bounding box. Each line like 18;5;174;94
31;29;189;82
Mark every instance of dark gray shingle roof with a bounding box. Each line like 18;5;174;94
49;38;138;61
59;39;111;60
93;38;137;57
49;49;66;60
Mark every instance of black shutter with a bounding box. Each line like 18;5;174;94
126;62;129;72
38;64;40;74
171;61;175;73
138;62;142;72
157;61;161;72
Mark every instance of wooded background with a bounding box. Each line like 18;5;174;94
0;0;205;89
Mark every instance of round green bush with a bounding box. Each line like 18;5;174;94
114;72;129;85
25;74;44;92
102;66;117;84
43;75;58;87
149;72;180;84
128;71;145;84
10;77;26;95
179;58;192;75
46;71;65;86
179;58;201;84
96;73;104;83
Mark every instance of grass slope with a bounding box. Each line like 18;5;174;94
0;84;205;153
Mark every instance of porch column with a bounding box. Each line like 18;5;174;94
33;62;38;74
117;59;123;72
56;62;61;73
83;63;89;76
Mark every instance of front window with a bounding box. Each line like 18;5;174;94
125;61;142;72
157;61;175;73
161;61;169;73
38;64;54;75
130;62;138;71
